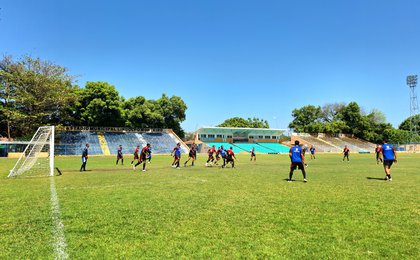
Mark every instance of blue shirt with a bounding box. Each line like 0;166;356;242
310;147;315;153
82;146;88;157
175;146;181;156
220;148;226;157
290;145;303;163
382;144;395;161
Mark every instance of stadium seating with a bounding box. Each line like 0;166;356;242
142;133;188;154
256;143;290;153
202;142;289;154
104;132;146;155
55;131;188;155
56;132;102;155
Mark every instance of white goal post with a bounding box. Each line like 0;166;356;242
8;126;55;177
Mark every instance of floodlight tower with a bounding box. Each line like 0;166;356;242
406;75;419;145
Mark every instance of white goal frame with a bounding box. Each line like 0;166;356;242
8;126;55;177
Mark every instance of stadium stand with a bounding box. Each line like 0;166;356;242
56;132;102;155
55;128;188;155
256;143;290;153
104;132;146;155
142;133;188;154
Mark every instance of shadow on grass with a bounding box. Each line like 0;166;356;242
283;178;307;182
366;177;386;181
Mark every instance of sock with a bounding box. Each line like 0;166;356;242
289;171;293;180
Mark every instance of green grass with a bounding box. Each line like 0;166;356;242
0;153;419;259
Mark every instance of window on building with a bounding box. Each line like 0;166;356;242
217;134;223;138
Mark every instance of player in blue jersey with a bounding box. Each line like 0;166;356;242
310;145;316;159
116;145;124;165
171;143;182;169
250;147;256;161
380;139;397;181
80;143;90;172
288;140;307;182
147;147;152;163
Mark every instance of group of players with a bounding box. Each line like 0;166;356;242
80;139;397;181
288;139;397;182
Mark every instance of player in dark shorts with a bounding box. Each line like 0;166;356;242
288;140;307;182
380;140;397;181
206;145;216;167
171;143;182;169
250;147;256;161
184;143;197;167
116;145;124;165
224;147;236;168
310;145;316;159
375;144;383;164
134;143;151;172
131;145;140;165
80;143;90;172
342;145;350;162
147;147;152;163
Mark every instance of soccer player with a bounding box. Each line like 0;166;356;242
131;145;140;165
380;140;397;181
206;145;216;167
116;145;124;165
80;143;89;172
250;147;256;161
310;145;316;160
288;140;307;182
134;143;151;172
342;145;350;162
147;147;152;163
375;144;383;164
171;143;182;169
224;147;237;168
219;146;227;167
184;143;197;167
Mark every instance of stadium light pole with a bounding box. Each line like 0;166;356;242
406;75;419;148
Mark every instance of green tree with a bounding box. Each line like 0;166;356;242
247;117;270;128
218;117;251;128
156;94;187;138
399;114;420;132
288;105;322;132
75;81;124;127
0;55;76;137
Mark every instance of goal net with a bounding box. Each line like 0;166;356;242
8;126;55;177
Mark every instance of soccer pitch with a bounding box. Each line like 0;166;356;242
0;153;419;259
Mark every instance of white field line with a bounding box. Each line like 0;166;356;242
50;177;68;260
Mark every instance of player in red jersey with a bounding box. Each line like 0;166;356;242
342;145;350;162
224;147;237;168
206;145;216;167
375;144;383;164
184;143;197;167
134;143;151;172
131;145;140;165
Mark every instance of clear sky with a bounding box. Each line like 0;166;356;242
1;0;419;132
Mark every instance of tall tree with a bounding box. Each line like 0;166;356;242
399;114;420;132
156;94;187;138
288;105;322;132
75;81;124;127
217;117;270;128
0;55;76;137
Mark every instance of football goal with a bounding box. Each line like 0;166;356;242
8;126;55;177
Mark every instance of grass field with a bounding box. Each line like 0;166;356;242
0;153;419;259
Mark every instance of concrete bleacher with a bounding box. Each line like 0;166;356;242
203;142;289;154
256;143;290;153
56;132;102;155
142;133;188;154
104;132;146;155
293;133;376;153
55;130;188;155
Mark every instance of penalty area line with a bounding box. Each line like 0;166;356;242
50;177;68;260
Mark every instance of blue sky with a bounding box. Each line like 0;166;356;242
1;0;419;132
